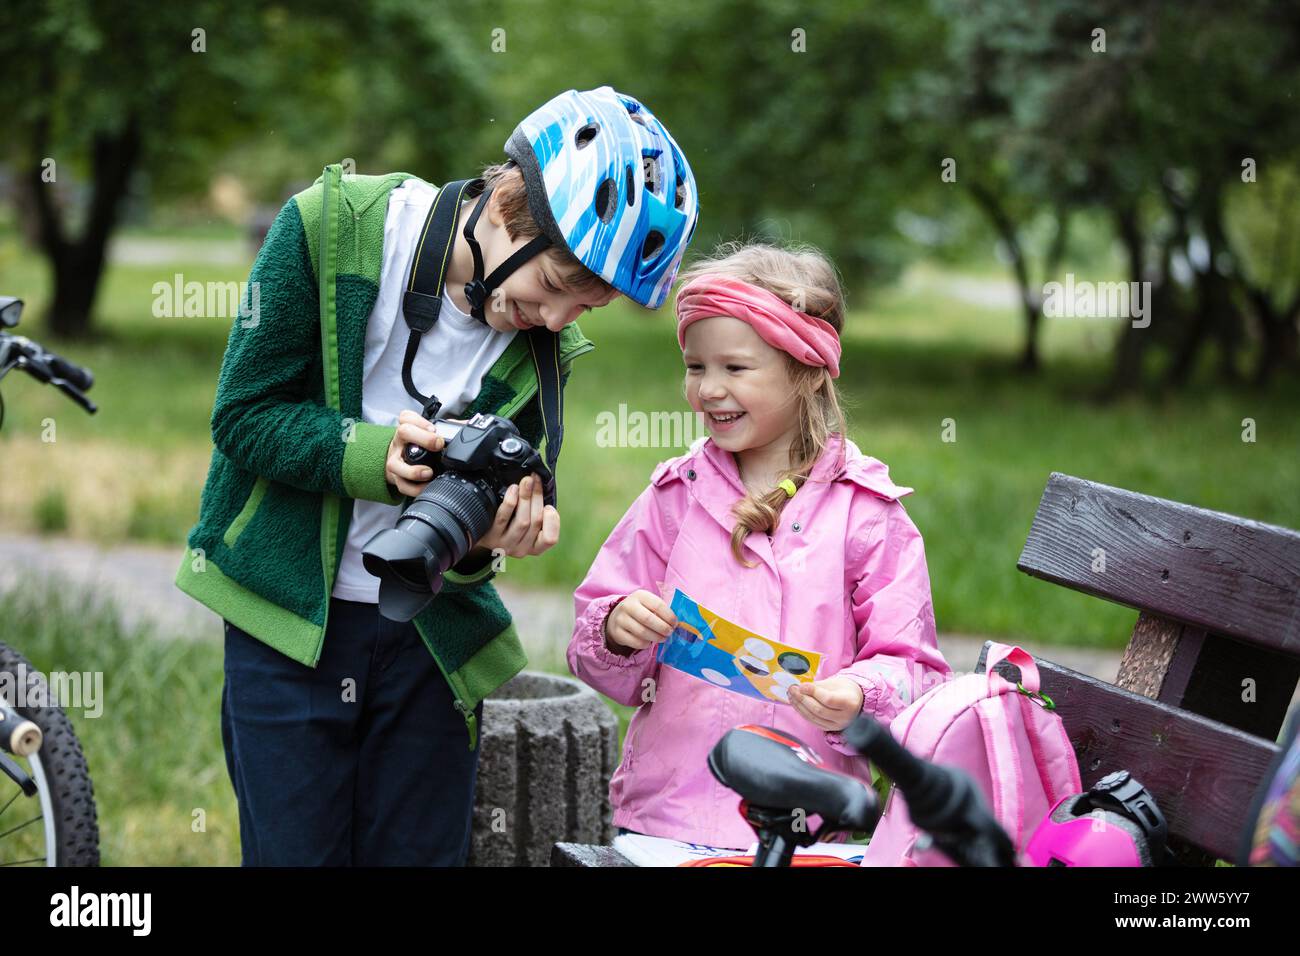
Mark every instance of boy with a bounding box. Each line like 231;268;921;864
175;86;699;865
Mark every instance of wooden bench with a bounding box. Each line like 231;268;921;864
1015;472;1299;864
553;472;1299;866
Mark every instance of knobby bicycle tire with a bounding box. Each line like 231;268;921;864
0;641;100;866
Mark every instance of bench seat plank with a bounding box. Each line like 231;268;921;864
1040;659;1281;861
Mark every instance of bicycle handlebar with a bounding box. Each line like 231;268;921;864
0;331;98;416
844;715;1018;867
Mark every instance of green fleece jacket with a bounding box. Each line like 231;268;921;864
174;163;593;748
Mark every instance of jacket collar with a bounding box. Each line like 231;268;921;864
695;430;849;490
677;431;911;527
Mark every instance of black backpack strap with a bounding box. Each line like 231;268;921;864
400;178;483;412
526;325;564;492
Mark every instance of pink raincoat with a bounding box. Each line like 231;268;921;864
569;433;952;849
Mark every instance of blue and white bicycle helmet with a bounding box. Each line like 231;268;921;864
503;86;700;309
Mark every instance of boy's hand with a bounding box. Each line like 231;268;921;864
385;410;446;498
604;589;677;653
788;676;865;732
476;474;560;559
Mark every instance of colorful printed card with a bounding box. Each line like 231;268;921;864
655;589;822;704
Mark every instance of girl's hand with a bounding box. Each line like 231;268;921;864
604;589;677;653
476;474;561;558
386;410;446;498
788;676;865;732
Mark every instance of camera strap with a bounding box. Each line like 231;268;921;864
526;325;564;481
400;177;482;416
400;178;566;478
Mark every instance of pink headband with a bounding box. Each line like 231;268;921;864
675;274;841;378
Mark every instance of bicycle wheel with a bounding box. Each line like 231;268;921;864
0;641;99;866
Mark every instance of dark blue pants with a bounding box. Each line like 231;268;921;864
220;597;483;866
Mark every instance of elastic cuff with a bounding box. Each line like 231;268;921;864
823;673;882;757
342;422;403;504
839;671;884;717
583;595;650;669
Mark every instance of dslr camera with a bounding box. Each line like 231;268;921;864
362;412;554;622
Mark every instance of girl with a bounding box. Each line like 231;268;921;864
568;242;952;849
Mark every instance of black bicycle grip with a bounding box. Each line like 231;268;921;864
845;715;1016;867
48;352;93;392
845;715;946;808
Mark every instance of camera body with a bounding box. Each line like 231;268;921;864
401;412;555;504
362;413;554;622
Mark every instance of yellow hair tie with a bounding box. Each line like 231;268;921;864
778;478;798;498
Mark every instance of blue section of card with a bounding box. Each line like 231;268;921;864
655;589;778;703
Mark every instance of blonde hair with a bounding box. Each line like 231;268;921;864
675;240;848;566
480;162;615;296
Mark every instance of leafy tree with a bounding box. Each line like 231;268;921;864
0;0;484;337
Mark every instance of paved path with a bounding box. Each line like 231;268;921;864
109;236;251;267
0;533;1124;681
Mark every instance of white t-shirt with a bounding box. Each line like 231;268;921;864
331;179;517;603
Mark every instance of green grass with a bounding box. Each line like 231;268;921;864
2;240;1298;648
0;574;630;866
0;581;239;866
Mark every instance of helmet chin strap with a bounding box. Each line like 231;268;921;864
462;185;553;324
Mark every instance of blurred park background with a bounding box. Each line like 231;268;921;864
1;0;1298;863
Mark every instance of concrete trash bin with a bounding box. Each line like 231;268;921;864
468;672;619;866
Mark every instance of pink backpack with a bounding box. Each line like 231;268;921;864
860;643;1081;867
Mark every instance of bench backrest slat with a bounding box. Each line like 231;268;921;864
1018;473;1300;657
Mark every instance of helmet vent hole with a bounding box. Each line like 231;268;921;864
625;163;635;207
641;230;665;262
626;106;648;126
594;177;618;223
642;153;662;195
574;123;600;149
675;173;686;210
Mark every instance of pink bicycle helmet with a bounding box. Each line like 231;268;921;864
1025;770;1170;867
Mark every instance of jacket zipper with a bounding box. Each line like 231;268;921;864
414;621;479;750
314;163;343;667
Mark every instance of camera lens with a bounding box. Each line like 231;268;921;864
361;473;498;622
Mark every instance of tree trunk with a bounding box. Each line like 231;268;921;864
1166;186;1243;388
27;114;141;339
1244;286;1300;385
968;182;1041;372
1109;202;1148;392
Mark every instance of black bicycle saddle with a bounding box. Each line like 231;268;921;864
708;725;879;832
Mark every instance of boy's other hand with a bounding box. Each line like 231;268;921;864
604;589;677;653
477;473;560;559
385;409;446;498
